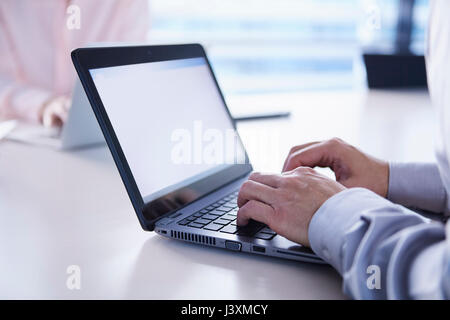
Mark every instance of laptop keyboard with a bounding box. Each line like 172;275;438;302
177;191;277;240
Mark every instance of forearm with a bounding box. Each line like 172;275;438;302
0;74;51;123
387;162;446;213
309;188;450;299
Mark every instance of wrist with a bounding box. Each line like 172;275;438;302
378;160;389;198
366;157;389;197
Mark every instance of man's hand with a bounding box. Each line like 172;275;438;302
237;168;345;247
39;96;71;128
283;138;389;197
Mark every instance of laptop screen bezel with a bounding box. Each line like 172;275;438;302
71;44;252;231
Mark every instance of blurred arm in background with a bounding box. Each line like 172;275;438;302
0;0;149;126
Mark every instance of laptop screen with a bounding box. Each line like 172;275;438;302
89;57;247;215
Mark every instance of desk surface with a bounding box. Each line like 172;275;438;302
0;89;434;299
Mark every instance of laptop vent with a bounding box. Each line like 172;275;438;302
170;230;216;245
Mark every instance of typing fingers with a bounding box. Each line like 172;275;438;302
283;140;338;172
282;141;320;171
237;179;277;208
237;200;274;227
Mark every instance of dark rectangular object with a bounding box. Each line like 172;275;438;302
363;53;427;88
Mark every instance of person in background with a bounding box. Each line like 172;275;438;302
237;0;450;299
0;0;148;127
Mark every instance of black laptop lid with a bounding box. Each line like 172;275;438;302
71;44;252;231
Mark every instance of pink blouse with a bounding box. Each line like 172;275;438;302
0;0;149;123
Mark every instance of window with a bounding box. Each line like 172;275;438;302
148;0;429;96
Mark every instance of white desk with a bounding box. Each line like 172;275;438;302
0;89;434;299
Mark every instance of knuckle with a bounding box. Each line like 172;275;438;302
303;166;315;174
237;204;248;217
328;137;348;149
294;166;313;174
289;146;299;154
249;171;261;180
240;180;252;192
329;137;343;146
294;166;304;173
245;199;258;210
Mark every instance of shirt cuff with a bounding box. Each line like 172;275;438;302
387;162;446;213
308;188;394;273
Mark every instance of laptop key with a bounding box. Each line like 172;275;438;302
178;219;190;226
236;220;264;237
203;223;224;231
206;206;215;210
193;213;204;218
221;214;236;221
194;218;211;225
217;206;232;212
202;214;219;220
260;227;276;235
188;222;205;228
200;209;210;214
214;218;231;225
209;209;226;216
186;216;196;221
254;232;275;240
220;224;239;234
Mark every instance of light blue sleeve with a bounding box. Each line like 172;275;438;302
387;162;447;213
308;188;450;299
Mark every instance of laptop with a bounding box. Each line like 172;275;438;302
71;44;323;263
7;80;105;150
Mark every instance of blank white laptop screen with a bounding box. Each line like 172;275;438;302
90;58;245;201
